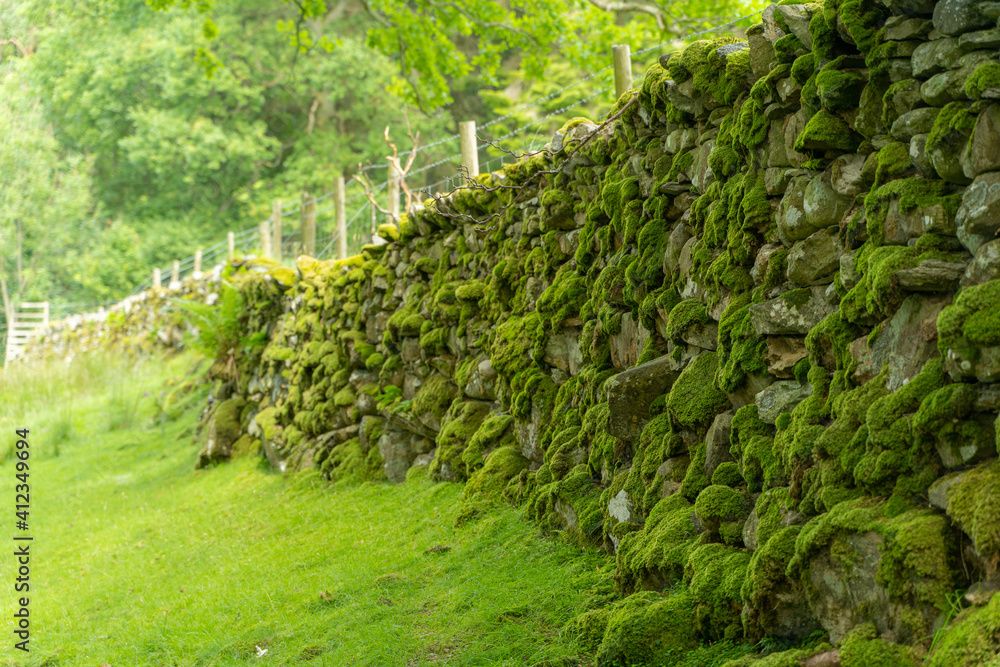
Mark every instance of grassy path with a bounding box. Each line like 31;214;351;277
0;354;609;666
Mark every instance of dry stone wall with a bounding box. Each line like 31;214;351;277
24;0;1000;662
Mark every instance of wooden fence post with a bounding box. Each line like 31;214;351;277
152;268;161;289
459;120;479;180
335;175;347;260
613;45;632;98
171;260;180;287
259;220;272;259
301;192;316;256
387;163;400;227
227;232;235;261
272;200;283;264
193;249;202;278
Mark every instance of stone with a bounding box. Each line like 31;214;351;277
607;354;683;440
957;171;1000;253
786;228;844;286
894;259;966;291
885;17;933;40
749;28;778;79
885;198;957;244
964;575;1000;606
664;80;706;118
544;331;584;375
928;470;966;510
656;455;690;483
909;133;935;177
870;295;951;392
776;78;802;105
921;69;966;106
912;37;963;77
840;250;861;290
516;402;545;462
803;651;842;667
610;313;649;369
777;5;814;49
932;0;1000;36
962;104;1000;179
884;79;924;127
749;286;838;336
767;119;791;167
551;120;599;153
882;0;935;15
960;27;1000;51
890;107;939;141
755;380;813;424
703;411;734;479
804;172;852;229
664;221;692;275
855;83;887;138
691;138;716;193
765;167;793;195
783;108;810;168
776;176;816;246
765;336;809;378
962;239;1000;286
830;154;868;197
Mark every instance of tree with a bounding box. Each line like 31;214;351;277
147;0;757;109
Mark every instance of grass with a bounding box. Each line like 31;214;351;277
0;353;611;666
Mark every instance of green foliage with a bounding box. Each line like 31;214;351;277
171;282;249;360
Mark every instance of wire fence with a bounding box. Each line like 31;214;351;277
23;10;765;325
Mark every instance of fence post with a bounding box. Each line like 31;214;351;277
459;120;479;180
335;175;347;260
612;45;632;98
301;192;316;256
387;163;401;228
227;232;235;261
193;248;202;278
259;220;272;259
272;200;283;264
171;260;180;287
153;268;161;289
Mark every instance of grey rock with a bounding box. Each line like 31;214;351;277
911;37;963;77
884;79;924;126
890;106;940;141
840;250;861;290
868;295;951;392
765;336;810;378
928;470;966;510
609;312;649;369
885;17;933;40
755;380;813;424
962;239;1000;285
607;354;683;440
765;166;794;195
962;104;1000;179
786;227;844;286
783;108;811;168
885;197;957;244
544;331;584;375
703;411;735;480
749;29;778;79
882;0;935;15
932;0;1000;36
921;69;966;106
910;133;935;177
656;455;691;483
749;285;838;336
664;221;692;275
957;171;1000;253
777;5;815;49
830;153;869;197
895;259;966;291
959;27;1000;51
751;243;786;285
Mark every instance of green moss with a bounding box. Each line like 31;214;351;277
594;589;700;667
562;608;610;653
791;54;815;85
816;68;866;111
666;352;731;431
665;298;712;345
795;110;862;153
462;445;529;505
838;0;887;52
685;543;751;639
926;591;1000;667
432;400;493;481
364;352;385;370
461;414;515;474
943;459;1000;566
839;623;920;666
740;525;801;641
773;33;806;64
966;61;1000;100
711;462;743;487
332;386;356;407
937;279;1000;378
695;485;748;539
730;405;779;493
411;374;458;426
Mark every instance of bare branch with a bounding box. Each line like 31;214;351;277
581;0;666;30
352;167;393;217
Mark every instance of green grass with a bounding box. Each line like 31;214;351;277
0;353;611;666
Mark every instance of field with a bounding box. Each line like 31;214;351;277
0;353;611;666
